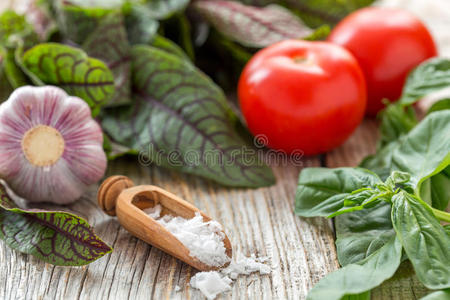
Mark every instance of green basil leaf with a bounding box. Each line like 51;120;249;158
392;192;450;289
360;140;398;181
192;1;313;48
420;289;450;300
82;12;131;106
295;167;381;217
21;43;115;116
374;58;450;153
445;225;450;236
328;188;382;218
306;236;402;300
420;170;450;210
391;110;450;194
342;292;370;300
400;58;450;105
427;98;450;114
335;202;394;266
102;45;275;187
122;2;159;45
361;110;450;194
377;102;417;149
0;183;112;266
150;35;190;63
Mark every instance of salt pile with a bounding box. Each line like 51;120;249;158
145;205;271;300
144;205;230;267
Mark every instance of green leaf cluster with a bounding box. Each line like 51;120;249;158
295;58;450;299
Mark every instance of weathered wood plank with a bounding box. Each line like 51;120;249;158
0;155;339;300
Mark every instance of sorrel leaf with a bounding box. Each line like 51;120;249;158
123;2;159;45
282;0;375;28
306;236;402;300
21;43;115;116
0;51;14;102
399;58;450;105
193;1;313;48
0;10;39;49
0;183;112;266
102;45;275;187
391;192;450;289
3;47;29;89
82;12;131;106
142;0;190;20
295;167;381;217
55;1;115;44
150;35;191;62
234;0;374;27
335;202;394;266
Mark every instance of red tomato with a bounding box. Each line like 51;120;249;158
238;40;366;155
328;7;437;116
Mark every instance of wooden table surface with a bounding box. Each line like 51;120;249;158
1;1;449;299
0;120;427;300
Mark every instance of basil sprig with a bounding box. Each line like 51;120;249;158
297;110;450;300
296;58;450;299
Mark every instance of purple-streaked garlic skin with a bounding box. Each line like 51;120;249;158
0;86;107;204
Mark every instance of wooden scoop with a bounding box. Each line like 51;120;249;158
97;175;232;271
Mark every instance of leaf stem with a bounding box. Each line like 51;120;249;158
432;208;450;222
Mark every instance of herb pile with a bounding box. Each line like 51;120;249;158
295;58;450;299
0;0;375;266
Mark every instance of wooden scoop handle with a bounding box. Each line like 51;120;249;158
97;175;134;216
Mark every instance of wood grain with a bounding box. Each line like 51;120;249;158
0;154;339;300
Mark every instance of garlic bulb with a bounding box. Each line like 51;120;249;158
0;86;107;204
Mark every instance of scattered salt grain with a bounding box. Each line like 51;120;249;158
190;254;271;299
189;272;232;300
145;205;271;300
144;205;230;267
222;253;271;280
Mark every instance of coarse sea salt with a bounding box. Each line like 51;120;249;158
145;205;271;300
144;205;230;267
190;254;271;299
